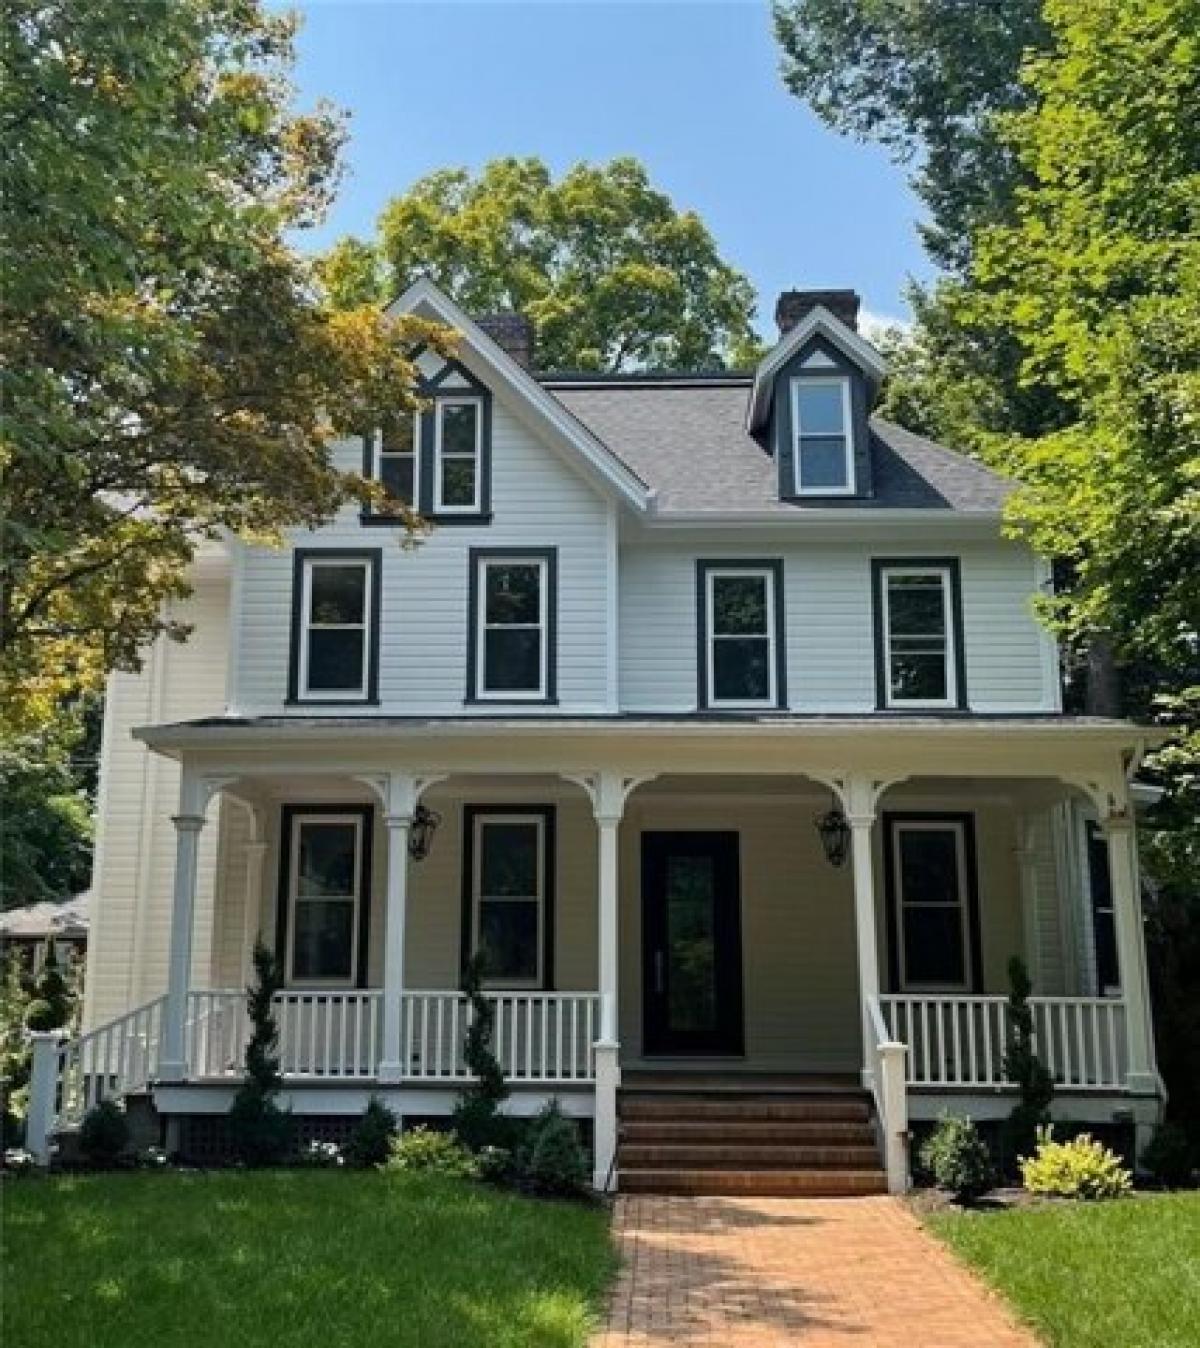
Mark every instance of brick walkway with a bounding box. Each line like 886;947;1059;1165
594;1195;1039;1348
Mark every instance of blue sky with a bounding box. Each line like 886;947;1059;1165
288;1;934;337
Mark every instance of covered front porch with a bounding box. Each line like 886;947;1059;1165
35;717;1163;1188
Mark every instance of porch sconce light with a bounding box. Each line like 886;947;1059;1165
408;804;441;862
814;798;851;868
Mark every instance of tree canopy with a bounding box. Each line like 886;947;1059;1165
318;156;760;372
0;0;447;735
773;0;1049;270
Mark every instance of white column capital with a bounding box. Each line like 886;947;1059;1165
813;773;906;823
178;772;238;819
355;771;446;821
562;771;656;823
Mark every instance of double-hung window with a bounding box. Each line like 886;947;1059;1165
466;809;552;987
791;376;854;494
699;562;784;709
887;816;977;991
286;812;365;986
876;561;963;709
372;411;418;510
291;552;378;703
470;551;555;701
434;398;483;513
1084;821;1120;995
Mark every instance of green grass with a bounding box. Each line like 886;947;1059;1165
1;1170;616;1348
926;1192;1200;1348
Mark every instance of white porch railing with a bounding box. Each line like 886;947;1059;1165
184;989;599;1085
878;995;1128;1091
54;995;166;1127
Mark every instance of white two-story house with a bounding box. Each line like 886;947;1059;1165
36;280;1164;1194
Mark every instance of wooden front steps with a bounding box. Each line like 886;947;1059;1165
618;1083;886;1197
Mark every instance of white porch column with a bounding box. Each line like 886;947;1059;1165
564;771;654;1190
357;773;445;1085
1103;814;1157;1094
160;774;217;1082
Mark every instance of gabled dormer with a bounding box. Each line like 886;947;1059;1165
747;289;887;504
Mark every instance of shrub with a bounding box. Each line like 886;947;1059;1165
23;998;58;1032
1021;1126;1132;1200
387;1126;478;1178
520;1102;589;1197
918;1114;994;1203
297;1139;344;1168
344;1098;397;1168
228;943;292;1166
451;1093;522;1153
79;1099;130;1166
1140;1122;1195;1188
476;1144;515;1185
1003;956;1054;1167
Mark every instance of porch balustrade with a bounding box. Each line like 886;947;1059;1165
878;994;1128;1091
183;988;599;1085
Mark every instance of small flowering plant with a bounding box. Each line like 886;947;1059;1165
298;1139;344;1169
3;1148;37;1174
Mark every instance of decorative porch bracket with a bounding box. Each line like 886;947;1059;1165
562;771;656;1191
811;773;907;1091
355;772;447;1083
160;772;239;1081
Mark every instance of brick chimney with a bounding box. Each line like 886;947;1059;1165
775;289;860;336
476;312;535;369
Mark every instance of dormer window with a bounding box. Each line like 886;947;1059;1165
372;412;418;510
790;376;854;495
434;398;483;513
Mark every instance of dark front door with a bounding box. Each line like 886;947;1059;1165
641;831;744;1056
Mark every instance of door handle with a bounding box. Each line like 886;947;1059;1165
655;950;664;994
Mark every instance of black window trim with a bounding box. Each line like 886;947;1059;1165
459;804;556;991
465;546;559;705
695;558;787;712
276;802;374;990
286;548;382;706
871;556;968;712
361;355;494;526
883;810;983;994
360;415;420;523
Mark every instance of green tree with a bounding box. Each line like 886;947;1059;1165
1;0;448;736
773;0;1049;270
320;156;760;372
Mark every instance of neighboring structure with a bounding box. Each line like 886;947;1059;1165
31;280;1164;1192
1;893;89;975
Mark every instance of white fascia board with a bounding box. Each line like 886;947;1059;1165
387;279;653;511
747;305;888;432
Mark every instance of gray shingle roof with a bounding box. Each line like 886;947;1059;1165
545;380;1012;514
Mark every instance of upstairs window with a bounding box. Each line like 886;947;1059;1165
698;561;785;710
791;376;854;495
469;550;556;702
434;398;483;513
289;551;379;703
875;561;964;710
372;411;418;511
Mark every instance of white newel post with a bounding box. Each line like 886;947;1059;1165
1103;814;1157;1094
564;770;654;1191
877;1040;910;1194
25;1031;65;1165
160;811;207;1081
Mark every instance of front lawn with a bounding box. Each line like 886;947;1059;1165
927;1192;1200;1348
1;1170;616;1348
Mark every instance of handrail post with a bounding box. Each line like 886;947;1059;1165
878;1041;910;1194
26;1031;66;1166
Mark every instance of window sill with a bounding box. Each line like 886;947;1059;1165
427;511;493;526
875;703;970;714
463;696;559;707
283;697;381;708
359;511;414;527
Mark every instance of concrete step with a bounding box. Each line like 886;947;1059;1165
620;1095;871;1123
620;1118;877;1145
620;1168;888;1197
621;1142;882;1169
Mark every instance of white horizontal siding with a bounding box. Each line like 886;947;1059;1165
620;538;1055;713
233;400;611;715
